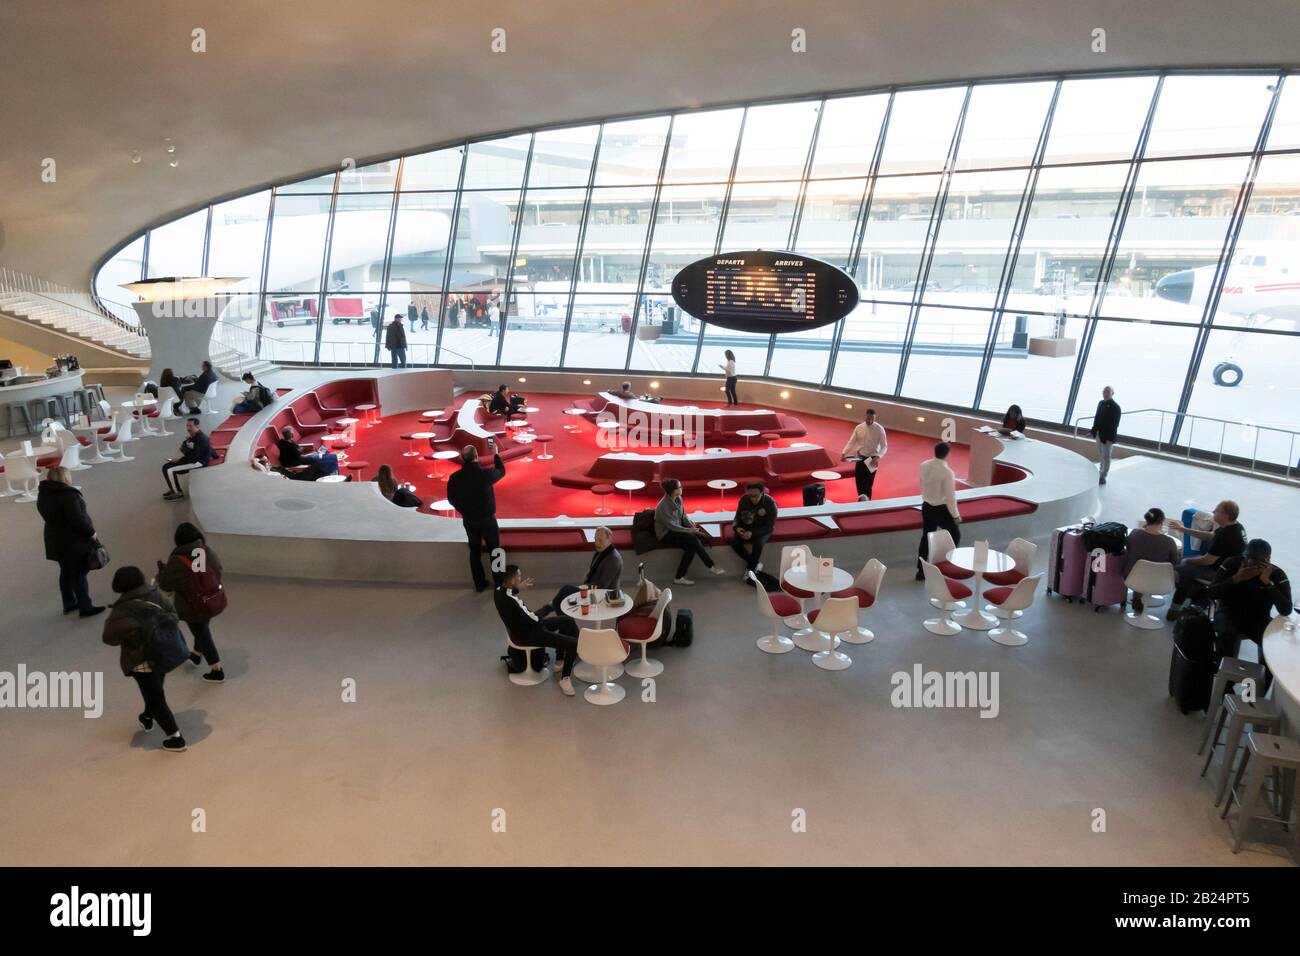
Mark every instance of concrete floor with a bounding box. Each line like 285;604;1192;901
0;380;1296;866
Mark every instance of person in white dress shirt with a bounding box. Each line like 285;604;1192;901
917;441;962;579
718;350;738;406
840;408;888;501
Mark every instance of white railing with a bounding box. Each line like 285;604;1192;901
0;265;146;336
1073;407;1300;481
212;321;475;369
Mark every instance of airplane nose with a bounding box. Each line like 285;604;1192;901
1155;269;1195;304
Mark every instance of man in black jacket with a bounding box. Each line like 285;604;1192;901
1206;540;1292;664
1088;385;1121;485
162;419;215;500
446;443;506;591
275;426;324;481
731;482;777;579
493;565;579;696
385;314;408;368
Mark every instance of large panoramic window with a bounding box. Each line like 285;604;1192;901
97;68;1300;462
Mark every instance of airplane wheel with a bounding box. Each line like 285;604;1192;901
1212;362;1243;387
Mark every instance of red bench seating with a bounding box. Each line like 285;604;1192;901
553;445;848;491
314;378;378;415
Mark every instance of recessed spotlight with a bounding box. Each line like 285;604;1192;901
844;403;853;410
916;416;926;423
582;379;592;386
517;377;527;383
649;381;660;389
779;390;790;399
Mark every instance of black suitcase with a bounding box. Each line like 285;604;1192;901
1168;606;1217;714
670;608;694;647
802;482;825;507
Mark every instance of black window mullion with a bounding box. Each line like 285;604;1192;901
557;128;603;368
971;80;1062;410
1061;76;1165;428
622;116;676;371
313;173;341;365
493;134;537;367
368;157;404;367
893;85;973;397
692;107;749;376
253;192;276;361
1169;74;1286;447
433;147;470;365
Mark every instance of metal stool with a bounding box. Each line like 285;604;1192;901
4;402;33;437
75;386;104;418
1221;732;1300;854
1198;657;1269;755
1201;694;1282;807
29;397;68;429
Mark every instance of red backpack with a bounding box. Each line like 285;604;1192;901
177;547;227;619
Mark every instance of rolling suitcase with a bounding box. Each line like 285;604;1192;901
1168;606;1217;714
1082;551;1128;611
1046;526;1087;601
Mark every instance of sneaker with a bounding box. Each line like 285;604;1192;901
558;676;575;697
673;576;696;586
1131;597;1144;615
138;713;154;732
1166;606;1181;621
63;606;78;615
162;735;188;753
1098;477;1107;485
858;494;869;502
79;605;106;619
708;566;726;576
754;562;763;573
744;570;757;585
188;652;202;667
163;491;184;501
202;669;225;683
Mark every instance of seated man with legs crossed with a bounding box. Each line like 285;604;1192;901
731;482;777;583
493;564;580;697
162;418;215;501
654;478;725;586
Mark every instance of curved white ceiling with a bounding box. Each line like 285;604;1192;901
2;0;1298;287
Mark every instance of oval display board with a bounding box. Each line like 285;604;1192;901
671;250;859;334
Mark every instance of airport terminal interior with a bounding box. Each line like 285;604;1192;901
1;2;1299;868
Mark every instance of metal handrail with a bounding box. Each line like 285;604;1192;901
0;265;145;336
1073;407;1298;481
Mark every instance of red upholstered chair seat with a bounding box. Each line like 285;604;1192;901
935;559;974;580
617;616;659;643
983;569;1026;587
944;579;974;600
830;586;875;608
767;592;802;617
591;483;615;495
983;586;1014;605
77;437;91;446
782;581;815;600
37;455;60;468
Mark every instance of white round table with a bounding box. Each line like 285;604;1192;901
430;498;455;515
736;429;761;447
945;546;1014;631
789;441;814;449
783;564;854;655
354;403;379;425
614;478;645;515
560;589;632;682
514;433;536;462
707;478;737;504
704;447;729;455
596;420;621;432
406;428;435;457
660;427;685;443
316;474;347;483
121;397;159;436
73;421;114;464
523;406;540;414
563;408;586;432
427;449;459;480
505;419;529;430
336;416;360;442
1263;612;1300;740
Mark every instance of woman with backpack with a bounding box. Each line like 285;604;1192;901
156;522;226;683
102;565;188;753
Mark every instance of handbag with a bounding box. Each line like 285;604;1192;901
87;541;110;571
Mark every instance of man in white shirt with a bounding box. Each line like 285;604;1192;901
916;441;962;580
841;408;888;501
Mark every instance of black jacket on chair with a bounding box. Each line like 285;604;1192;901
446;454;505;521
493;586;549;645
36;480;96;565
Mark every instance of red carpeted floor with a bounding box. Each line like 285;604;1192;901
342;393;969;518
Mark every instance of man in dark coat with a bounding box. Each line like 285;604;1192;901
36;471;104;616
385;314;408;368
446;444;506;591
1088;385;1122;485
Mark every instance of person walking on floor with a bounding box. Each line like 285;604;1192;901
156;522;226;683
1089;386;1121;485
841;407;888;501
916;441;962;580
446;442;507;592
102;565;188;752
37;465;105;618
654;478;725;585
718;350;738;406
385;314;408;368
420;305;430;332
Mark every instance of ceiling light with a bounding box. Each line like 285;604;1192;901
779;390;790;399
649;381;659;389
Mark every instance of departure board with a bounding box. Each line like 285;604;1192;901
672;250;857;334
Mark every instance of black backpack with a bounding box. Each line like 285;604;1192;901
255;384;275;407
669;608;693;647
802;483;826;507
1173;605;1217;662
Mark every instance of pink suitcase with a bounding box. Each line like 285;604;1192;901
1082;549;1128;611
1047;526;1087;601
